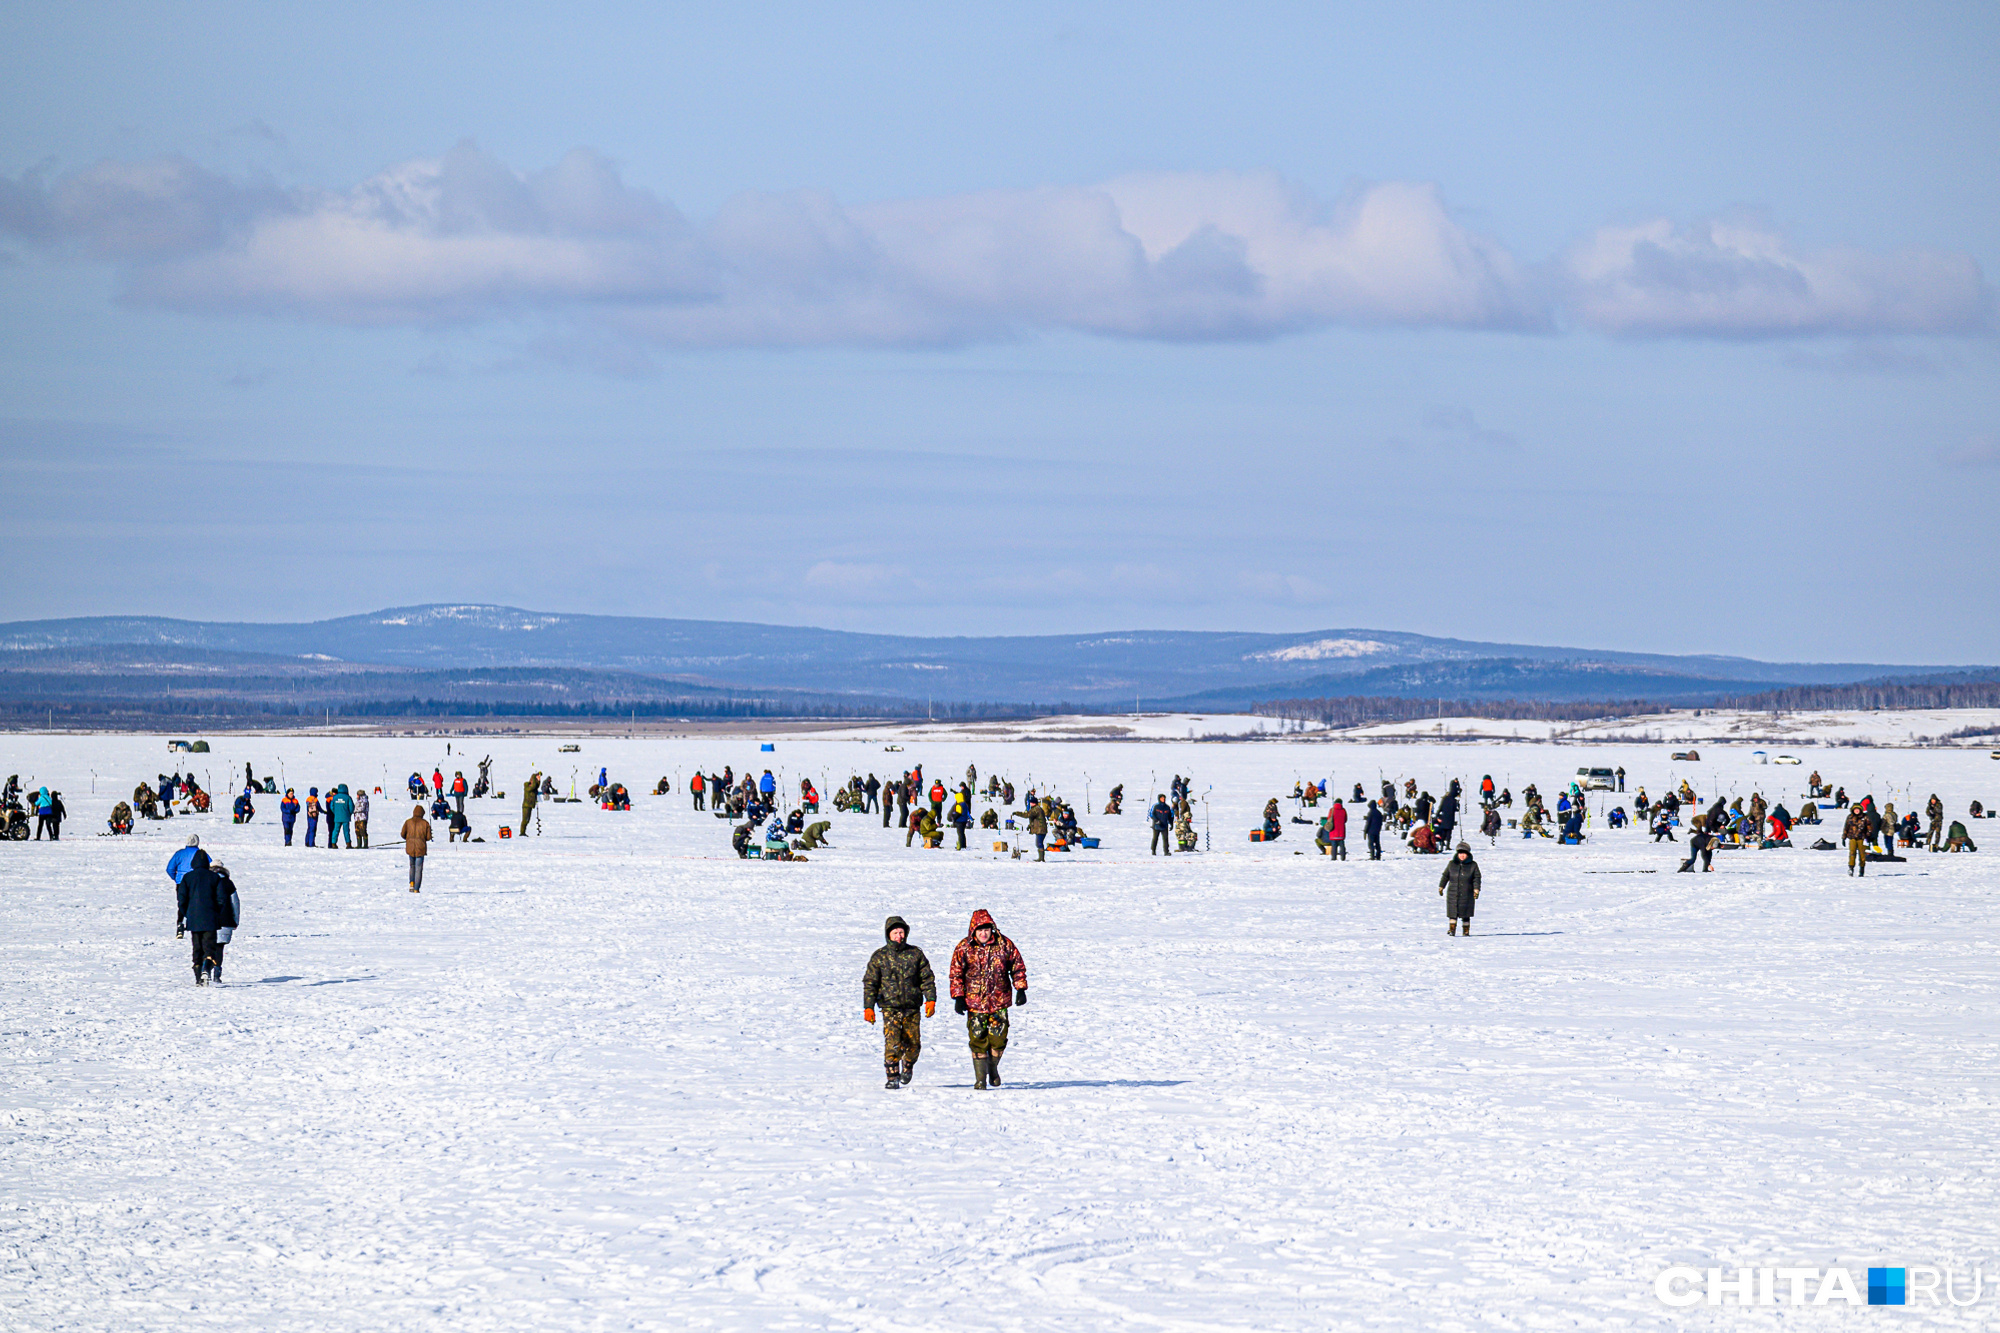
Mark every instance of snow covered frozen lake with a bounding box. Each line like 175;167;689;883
4;730;1997;1330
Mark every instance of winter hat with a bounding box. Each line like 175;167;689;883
186;833;200;847
1456;842;1471;853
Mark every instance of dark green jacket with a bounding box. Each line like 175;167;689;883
863;915;937;1012
1439;853;1481;917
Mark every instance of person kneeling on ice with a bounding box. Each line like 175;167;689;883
863;916;937;1089
1439;842;1481;936
949;909;1027;1090
1945;820;1978;852
799;819;833;851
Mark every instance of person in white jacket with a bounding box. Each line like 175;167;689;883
353;787;371;848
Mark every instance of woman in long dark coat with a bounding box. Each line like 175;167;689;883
1439;842;1481;936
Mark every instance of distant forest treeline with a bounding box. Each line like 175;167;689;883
1250;697;1666;726
1706;675;2000;712
0;696;1064;725
1253;671;2000;728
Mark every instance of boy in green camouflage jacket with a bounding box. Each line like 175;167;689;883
863;915;937;1089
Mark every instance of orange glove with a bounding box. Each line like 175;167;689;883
924;1000;936;1018
864;1008;876;1024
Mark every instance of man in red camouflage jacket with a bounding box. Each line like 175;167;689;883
949;908;1027;1091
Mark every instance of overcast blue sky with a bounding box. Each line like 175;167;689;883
2;1;1996;663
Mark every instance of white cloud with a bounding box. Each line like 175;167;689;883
1561;218;1989;336
0;145;1541;343
2;145;1989;346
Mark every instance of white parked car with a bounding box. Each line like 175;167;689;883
1577;766;1618;791
1774;754;1802;765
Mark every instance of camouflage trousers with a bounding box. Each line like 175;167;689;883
882;1010;922;1067
966;1007;1010;1055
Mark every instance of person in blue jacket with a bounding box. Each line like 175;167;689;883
167;833;203;885
280;788;300;844
760;769;777;803
327;784;354;849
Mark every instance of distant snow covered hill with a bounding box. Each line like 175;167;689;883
0;605;1979;708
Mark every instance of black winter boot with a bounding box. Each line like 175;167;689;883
885;1063;901;1090
987;1055;1003;1087
899;1059;914;1086
973;1056;989;1090
194;967;206;986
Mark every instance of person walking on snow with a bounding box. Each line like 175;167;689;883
1027;801;1049;861
863;915;937;1089
1149;794;1174;855
949;908;1027;1090
1844;803;1870;876
167;833;204;889
402;804;432;892
1326;798;1348;860
690;770;705;810
1440;841;1481;936
174;846;232;985
1364;800;1385;860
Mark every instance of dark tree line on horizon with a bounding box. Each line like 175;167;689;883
1254;671;2000;728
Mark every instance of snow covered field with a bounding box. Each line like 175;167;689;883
4;730;1998;1330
